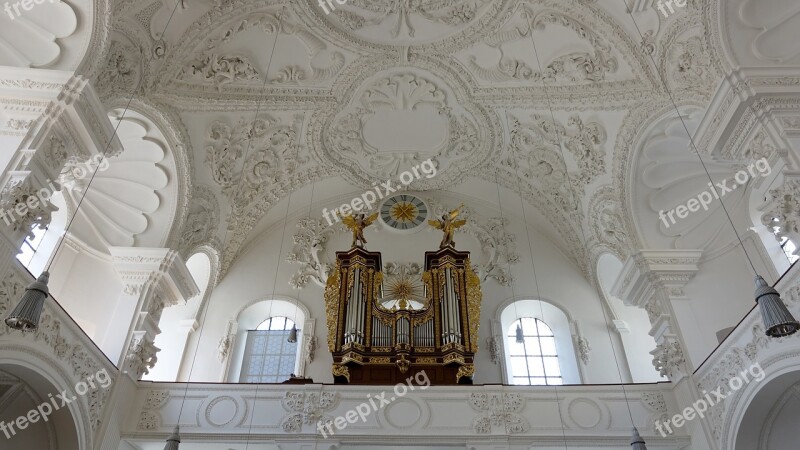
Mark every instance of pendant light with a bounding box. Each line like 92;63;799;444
5;271;50;331
621;2;799;338
755;275;799;337
630;427;647;450
163;426;180;450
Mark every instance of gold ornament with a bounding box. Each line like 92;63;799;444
428;204;467;248
341;212;378;248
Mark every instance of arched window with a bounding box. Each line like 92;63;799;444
240;316;298;383
507;317;562;385
498;300;581;384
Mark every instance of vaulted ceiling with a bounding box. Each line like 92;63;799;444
67;0;789;276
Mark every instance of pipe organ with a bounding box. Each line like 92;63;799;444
325;245;482;385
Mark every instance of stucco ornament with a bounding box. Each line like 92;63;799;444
469;392;528;434
281;391;337;432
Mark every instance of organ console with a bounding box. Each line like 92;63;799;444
325;210;482;385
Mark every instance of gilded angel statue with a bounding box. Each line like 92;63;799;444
340;212;379;248
428;204;467;248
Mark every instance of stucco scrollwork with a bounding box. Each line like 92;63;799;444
281;391;337;432
469;392;528;434
466;7;618;85
178;9;345;90
179;185;220;255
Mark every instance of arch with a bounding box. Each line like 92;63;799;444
726;351;800;450
100;97;195;253
0;346;93;450
224;297;313;383
496;297;581;385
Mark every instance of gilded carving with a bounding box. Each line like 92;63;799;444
331;364;350;382
324;262;342;352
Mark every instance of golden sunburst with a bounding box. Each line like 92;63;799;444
379;273;426;310
390;202;418;222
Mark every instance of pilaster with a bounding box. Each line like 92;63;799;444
611;250;702;382
108;247;199;380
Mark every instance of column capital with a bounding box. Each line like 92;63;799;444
109;247;199;306
611;250;703;308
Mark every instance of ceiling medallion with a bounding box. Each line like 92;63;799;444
380;194;428;232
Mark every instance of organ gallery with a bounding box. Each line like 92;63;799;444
325;208;483;384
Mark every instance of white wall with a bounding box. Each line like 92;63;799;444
178;189;641;385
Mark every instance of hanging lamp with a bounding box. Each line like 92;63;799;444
630;427;647;450
163;426;180;450
287;324;298;343
755;275;799;337
5;271;50;331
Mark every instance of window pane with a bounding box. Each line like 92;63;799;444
510;356;528;377
536;320;554;336
542;357;561;376
513;377;530;386
524;337;542;355
526;357;545;376
279;357;294;374
507;338;526;356
529;377;547;385
520;317;536;334
546;377;563;385
539;337;557;355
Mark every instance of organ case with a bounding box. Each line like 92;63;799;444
325;245;482;385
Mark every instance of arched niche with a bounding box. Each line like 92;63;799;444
58;108;179;255
0;0;99;70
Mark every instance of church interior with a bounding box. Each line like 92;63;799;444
1;0;800;449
